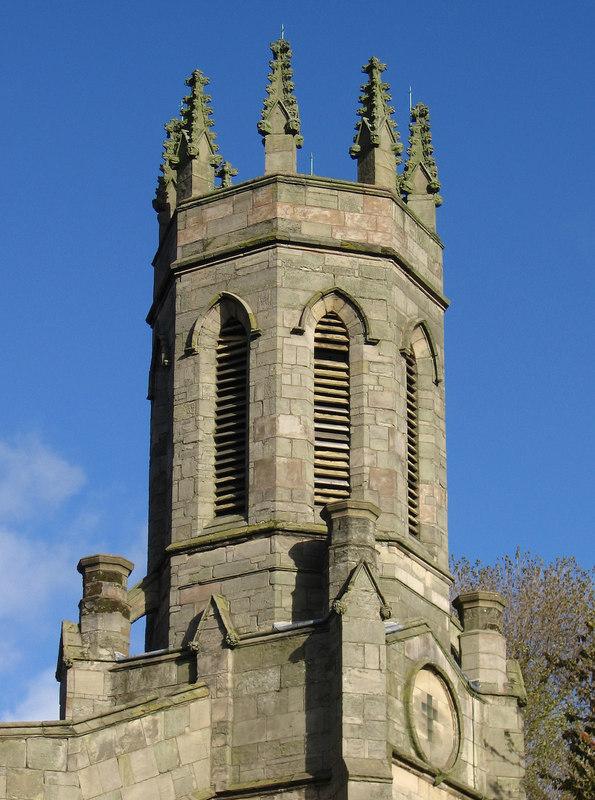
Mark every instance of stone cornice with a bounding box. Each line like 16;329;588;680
166;520;327;556
148;227;448;326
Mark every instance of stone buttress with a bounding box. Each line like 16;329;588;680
0;41;525;800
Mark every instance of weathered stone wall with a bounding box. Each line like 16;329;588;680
392;764;477;800
0;685;210;800
147;174;448;650
230;630;330;786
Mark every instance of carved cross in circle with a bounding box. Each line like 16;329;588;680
421;692;438;741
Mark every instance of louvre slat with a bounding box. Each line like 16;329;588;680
405;352;419;536
314;313;350;505
214;318;248;517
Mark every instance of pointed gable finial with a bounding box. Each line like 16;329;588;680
402;102;442;231
349;57;403;190
258;38;303;174
154;69;229;229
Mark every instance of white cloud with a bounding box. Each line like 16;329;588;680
0;435;85;522
0;434;149;718
0;525;80;621
1;668;59;721
0;435;87;625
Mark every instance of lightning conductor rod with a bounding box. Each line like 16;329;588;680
310;153;314;175
281;23;284;39
409;86;413;111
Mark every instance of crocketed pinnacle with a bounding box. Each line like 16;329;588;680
350;57;402;165
402;102;442;206
154;118;182;213
258;38;303;146
154;70;226;212
153;118;183;212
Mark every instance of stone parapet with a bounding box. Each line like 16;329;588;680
0;684;210;800
154;174;445;301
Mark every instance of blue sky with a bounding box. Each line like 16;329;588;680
0;1;593;720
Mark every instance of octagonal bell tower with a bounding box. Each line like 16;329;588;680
145;47;449;655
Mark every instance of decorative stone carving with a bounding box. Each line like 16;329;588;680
180;70;220;159
407;663;462;774
215;160;238;189
332;598;348;616
402;102;442;206
350;57;403;190
154;69;224;216
153;117;183;214
258;38;303;173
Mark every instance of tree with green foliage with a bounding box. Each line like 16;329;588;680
550;618;595;799
450;550;595;800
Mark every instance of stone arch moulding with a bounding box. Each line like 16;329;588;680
400;318;441;384
291;286;379;344
185;291;262;354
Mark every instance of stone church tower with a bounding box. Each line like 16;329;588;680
0;41;526;800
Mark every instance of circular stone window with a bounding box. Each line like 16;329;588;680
407;665;461;772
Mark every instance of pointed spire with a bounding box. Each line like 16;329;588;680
258;38;303;174
154;69;228;228
350;57;403;190
401;102;442;231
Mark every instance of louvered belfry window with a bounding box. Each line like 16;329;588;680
314;312;350;505
405;352;420;535
214;317;248;516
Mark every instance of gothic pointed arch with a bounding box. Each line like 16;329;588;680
186;292;260;355
400;320;443;542
292;288;376;507
400;319;441;385
293;286;378;344
186;293;256;522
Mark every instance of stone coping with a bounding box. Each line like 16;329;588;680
0;683;208;738
157;232;448;314
77;553;135;574
377;533;453;583
387;620;485;703
217;769;332;798
392;746;484;799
